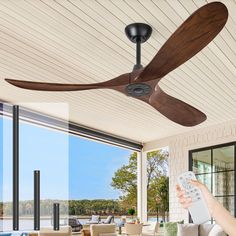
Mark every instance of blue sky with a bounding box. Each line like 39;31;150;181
69;136;131;200
0;117;132;202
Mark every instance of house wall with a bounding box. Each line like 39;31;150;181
143;119;236;222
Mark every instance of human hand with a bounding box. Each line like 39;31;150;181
176;179;216;214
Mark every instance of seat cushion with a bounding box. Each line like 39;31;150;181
208;224;227;236
199;224;214;236
99;233;117;236
39;226;72;236
177;224;198;236
90;224;116;236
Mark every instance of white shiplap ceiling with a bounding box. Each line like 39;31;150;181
0;0;236;143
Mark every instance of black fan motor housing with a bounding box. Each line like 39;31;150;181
126;83;152;97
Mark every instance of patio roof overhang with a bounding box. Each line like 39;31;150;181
0;0;235;144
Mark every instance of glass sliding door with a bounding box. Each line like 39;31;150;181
1;105;13;232
1;102;141;231
1;103;69;231
212;145;234;216
18;103;69;231
189;143;236;223
0;115;2;231
69;135;135;224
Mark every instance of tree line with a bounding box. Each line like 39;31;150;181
0;199;135;217
0;200;68;217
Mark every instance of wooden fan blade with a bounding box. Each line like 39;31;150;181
5;78;102;91
5;73;131;91
137;2;228;83
149;86;206;126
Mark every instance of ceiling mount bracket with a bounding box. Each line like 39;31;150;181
125;23;152;71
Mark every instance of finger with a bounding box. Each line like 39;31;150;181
189;179;202;187
176;184;185;195
177;190;185;198
179;197;192;204
176;184;182;191
182;202;192;209
179;198;187;204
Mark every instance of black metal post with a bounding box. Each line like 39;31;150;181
53;203;60;231
133;39;142;71
13;105;19;231
34;170;40;230
0;104;3;232
136;40;141;66
234;144;236;218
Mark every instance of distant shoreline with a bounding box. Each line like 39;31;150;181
0;215;157;220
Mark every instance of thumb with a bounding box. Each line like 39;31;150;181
189;179;203;188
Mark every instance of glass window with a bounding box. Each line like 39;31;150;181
69;135;134;223
0;103;139;232
19;120;69;230
19;103;69;231
192;150;211;174
1;103;69;232
0;104;138;232
190;143;235;221
0;116;3;231
196;174;211;192
213;146;234;172
213;171;234;196
69;135;135;224
1;114;13;232
215;196;234;216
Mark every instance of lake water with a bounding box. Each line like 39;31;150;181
0;217;157;232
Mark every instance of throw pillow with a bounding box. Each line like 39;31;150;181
199;224;214;236
164;221;184;236
209;224;227;236
177;224;198;236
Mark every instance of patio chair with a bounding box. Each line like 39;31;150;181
39;226;72;236
124;223;143;236
68;217;83;232
86;215;101;224
90;224;117;236
101;215;114;224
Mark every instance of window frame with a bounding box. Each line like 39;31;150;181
189;141;236;222
0;103;143;151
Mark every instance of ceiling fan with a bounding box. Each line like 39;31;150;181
5;2;228;127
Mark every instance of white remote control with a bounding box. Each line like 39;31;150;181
178;171;211;224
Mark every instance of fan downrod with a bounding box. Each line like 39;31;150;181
125;23;152;71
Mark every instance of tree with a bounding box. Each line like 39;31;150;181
111;152;137;208
148;176;169;221
146;150;169;221
0;202;3;217
127;208;135;219
111;150;169;220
